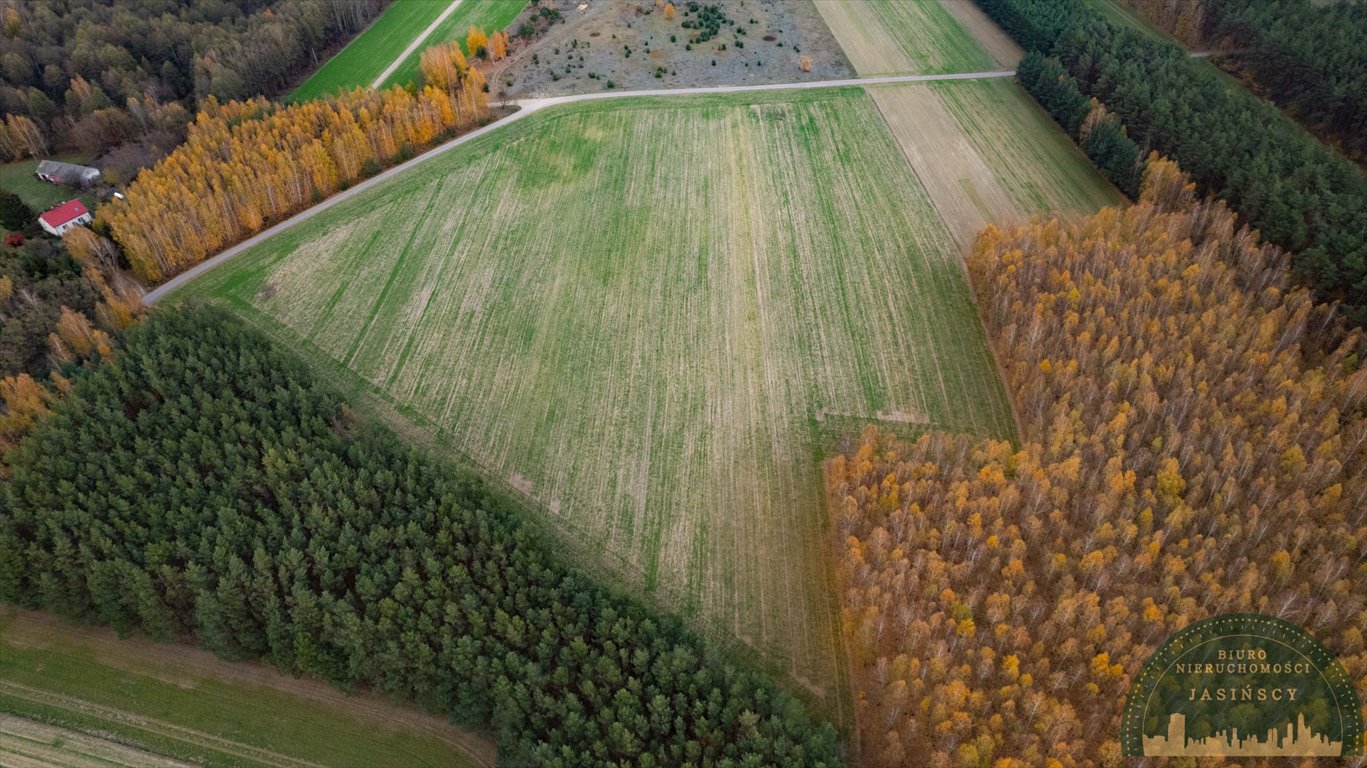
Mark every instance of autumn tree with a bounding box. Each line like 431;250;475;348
488;31;509;60
664;2;676;20
467;25;489;58
1;114;45;159
0;372;52;463
47;306;113;365
829;159;1367;766
98;83;490;283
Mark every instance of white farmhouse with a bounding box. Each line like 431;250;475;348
38;199;93;236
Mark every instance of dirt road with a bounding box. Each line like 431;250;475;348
143;67;1016;304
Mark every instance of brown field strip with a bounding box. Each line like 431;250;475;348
0;714;194;768
812;0;998;76
938;0;1023;66
869;79;1124;247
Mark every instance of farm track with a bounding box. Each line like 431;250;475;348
370;0;464;88
144;69;1015;305
0;609;498;768
0;713;195;768
0;681;323;768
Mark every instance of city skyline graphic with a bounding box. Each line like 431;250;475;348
1143;711;1342;756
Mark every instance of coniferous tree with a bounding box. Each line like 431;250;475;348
0;188;32;230
0;304;844;767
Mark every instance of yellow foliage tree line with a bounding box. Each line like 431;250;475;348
0;227;138;468
99;67;488;283
828;158;1366;767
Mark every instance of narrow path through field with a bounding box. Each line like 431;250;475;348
1;609;498;768
0;680;324;768
370;0;464;88
145;68;1016;304
1;713;195;768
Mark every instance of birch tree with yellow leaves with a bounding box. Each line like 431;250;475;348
829;157;1367;767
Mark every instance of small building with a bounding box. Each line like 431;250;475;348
35;160;100;188
38;200;93;236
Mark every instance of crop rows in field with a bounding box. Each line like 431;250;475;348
870;78;1124;247
1;713;193;768
182;89;1016;718
937;0;1024;66
812;0;997;76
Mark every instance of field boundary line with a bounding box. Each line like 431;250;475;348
145;69;1015;305
866;87;974;253
371;0;464;88
1;713;196;768
1;607;498;768
0;680;324;768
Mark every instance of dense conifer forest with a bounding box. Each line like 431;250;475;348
0;305;843;768
975;0;1367;326
1123;0;1366;162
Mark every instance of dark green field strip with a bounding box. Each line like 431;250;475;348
381;0;530;88
292;0;455;101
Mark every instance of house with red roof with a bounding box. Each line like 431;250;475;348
38;199;92;236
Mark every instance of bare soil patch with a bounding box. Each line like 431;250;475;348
494;0;852;98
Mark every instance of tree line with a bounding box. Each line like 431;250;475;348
1122;0;1367;162
0;216;138;468
973;0;1367;327
1015;53;1144;197
0;304;844;767
0;0;385;164
827;158;1366;766
98;62;489;284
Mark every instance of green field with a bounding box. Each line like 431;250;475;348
814;0;997;76
381;0;529;89
931;78;1124;211
292;0;528;101
0;609;491;768
0;156;96;217
176;88;1016;719
292;0;455;101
